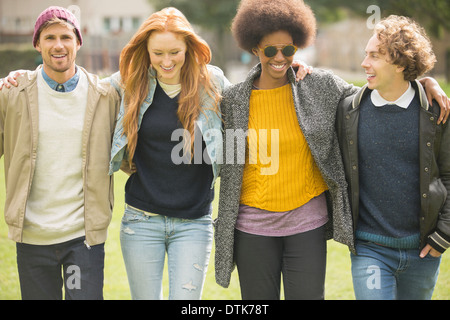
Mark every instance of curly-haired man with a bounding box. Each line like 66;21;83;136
337;15;450;300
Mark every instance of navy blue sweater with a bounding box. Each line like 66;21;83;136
125;84;214;219
356;93;421;248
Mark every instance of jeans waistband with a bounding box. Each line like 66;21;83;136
125;203;159;217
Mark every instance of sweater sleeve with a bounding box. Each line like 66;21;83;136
331;72;360;102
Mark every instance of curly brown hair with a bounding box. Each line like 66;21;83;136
375;15;436;81
231;0;316;53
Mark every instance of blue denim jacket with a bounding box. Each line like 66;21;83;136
108;65;230;188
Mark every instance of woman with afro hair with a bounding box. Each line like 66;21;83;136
214;0;446;299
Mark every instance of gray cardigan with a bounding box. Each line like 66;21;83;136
214;64;358;288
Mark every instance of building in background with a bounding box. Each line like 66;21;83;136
0;1;447;81
0;0;154;75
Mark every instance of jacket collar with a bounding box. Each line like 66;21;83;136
352;80;429;111
19;65;110;96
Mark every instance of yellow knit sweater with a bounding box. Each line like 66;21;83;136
240;84;328;212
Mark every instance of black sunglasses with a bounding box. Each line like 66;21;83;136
257;44;298;58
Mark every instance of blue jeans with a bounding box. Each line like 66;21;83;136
351;240;441;300
16;236;104;300
120;204;213;300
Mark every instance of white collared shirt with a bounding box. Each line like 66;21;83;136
371;82;415;109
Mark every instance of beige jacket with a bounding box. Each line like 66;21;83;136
0;66;120;246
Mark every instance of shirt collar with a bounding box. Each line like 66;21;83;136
41;66;80;92
371;82;415;109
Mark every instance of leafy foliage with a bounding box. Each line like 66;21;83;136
150;0;240;32
307;0;450;37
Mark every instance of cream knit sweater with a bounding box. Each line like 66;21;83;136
23;71;88;245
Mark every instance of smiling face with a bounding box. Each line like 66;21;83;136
361;35;407;100
253;30;294;89
36;22;81;83
147;31;187;85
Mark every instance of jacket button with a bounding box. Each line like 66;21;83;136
424;167;429;172
427;142;431;147
422;193;427;198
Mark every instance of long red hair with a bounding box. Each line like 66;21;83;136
119;7;221;163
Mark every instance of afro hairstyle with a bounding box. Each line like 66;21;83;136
231;0;317;53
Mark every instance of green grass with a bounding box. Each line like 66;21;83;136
1;167;449;300
1;81;450;299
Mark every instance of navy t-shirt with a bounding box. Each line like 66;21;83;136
125;83;214;219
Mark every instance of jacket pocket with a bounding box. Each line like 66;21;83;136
429;178;447;214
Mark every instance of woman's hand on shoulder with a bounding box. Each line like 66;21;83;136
292;60;313;81
0;70;26;90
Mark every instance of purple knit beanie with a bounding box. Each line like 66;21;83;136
33;6;83;47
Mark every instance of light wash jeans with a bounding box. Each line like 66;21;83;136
351;240;441;300
120;204;213;300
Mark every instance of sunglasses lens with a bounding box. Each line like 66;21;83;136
264;46;278;58
263;45;297;57
282;45;297;57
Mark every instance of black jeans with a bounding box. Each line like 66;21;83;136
16;236;105;300
234;226;327;300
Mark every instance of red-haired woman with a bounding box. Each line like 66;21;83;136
109;7;228;300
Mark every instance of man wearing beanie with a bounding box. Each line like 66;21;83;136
0;6;119;299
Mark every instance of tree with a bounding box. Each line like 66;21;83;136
309;0;450;34
307;0;450;81
149;0;240;72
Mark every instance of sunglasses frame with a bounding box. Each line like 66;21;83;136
257;44;298;58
